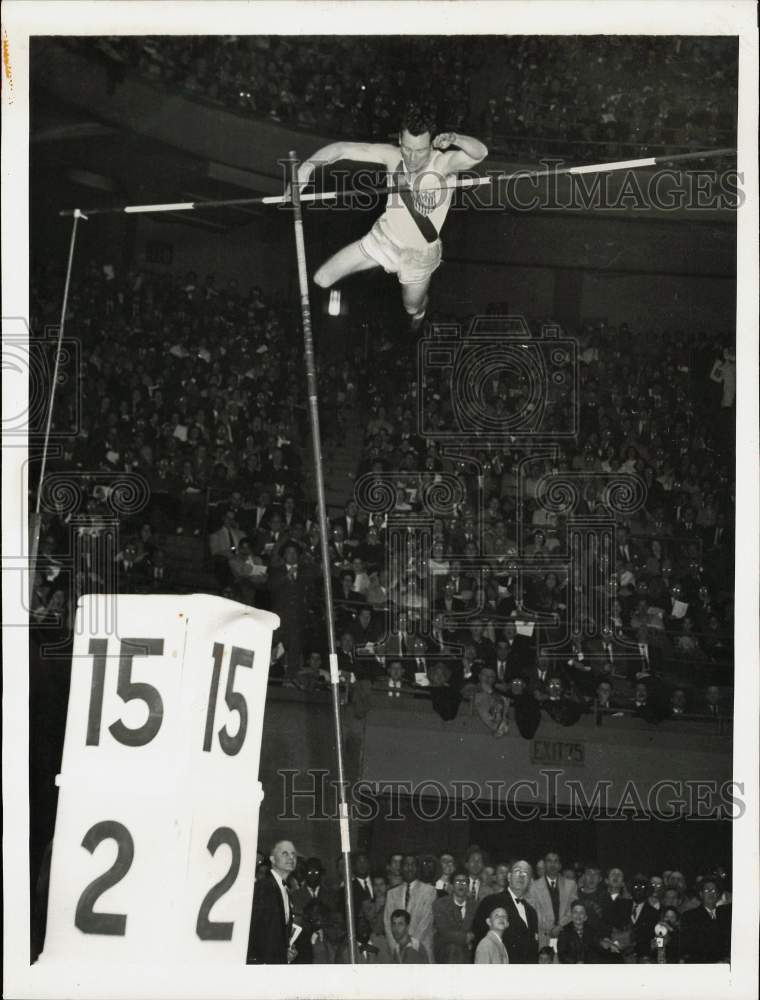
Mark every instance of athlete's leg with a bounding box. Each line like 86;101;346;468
401;278;430;330
314;240;379;288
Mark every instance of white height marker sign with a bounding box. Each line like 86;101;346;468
41;594;279;965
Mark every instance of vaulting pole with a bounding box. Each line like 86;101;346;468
287;151;358;965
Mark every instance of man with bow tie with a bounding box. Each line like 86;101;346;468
472;859;539;963
247;840;298;964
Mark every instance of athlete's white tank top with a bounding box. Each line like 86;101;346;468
375;149;454;251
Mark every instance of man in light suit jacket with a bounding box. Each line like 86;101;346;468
209;509;246;559
384;855;437;962
526;850;578;949
432;872;477;963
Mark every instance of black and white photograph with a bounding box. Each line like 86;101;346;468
3;2;758;999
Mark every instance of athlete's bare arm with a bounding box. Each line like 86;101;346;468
297;142;398;187
431;132;488;173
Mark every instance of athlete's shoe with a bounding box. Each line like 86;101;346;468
409;308;427;332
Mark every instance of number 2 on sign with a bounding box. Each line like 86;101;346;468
203;643;255;756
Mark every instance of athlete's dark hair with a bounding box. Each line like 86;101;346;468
399;102;436;138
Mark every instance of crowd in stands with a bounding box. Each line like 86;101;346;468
255;845;731;964
28;258;314;632
274;310;734;732
67;35;474;138
66;35;737;162
29;251;736;735
477;35;737;159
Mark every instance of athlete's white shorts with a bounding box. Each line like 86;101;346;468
359;220;443;285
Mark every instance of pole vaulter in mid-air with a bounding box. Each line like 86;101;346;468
296;102;488;330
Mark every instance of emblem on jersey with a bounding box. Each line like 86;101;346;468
412;188;439;215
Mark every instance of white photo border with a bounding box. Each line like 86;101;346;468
3;2;758;998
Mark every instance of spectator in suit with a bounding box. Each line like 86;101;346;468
524;645;561;699
356;525;384;571
461;623;494;663
629;874;662;961
594;679;622;713
666;686;689;719
249;489;273;534
542;676;584;727
557;901;606;963
334;500;365;546
680;878;731;963
474;903;510;964
382;612;416;658
451;644;483;694
384;855;437;962
267;541;319;682
377;657;411;698
362;873;392;962
600;866;633;956
432;871;477;962
630;680;662;724
472;859;539;963
703;684;731;719
576;865;611;937
526;850;578;949
247;839;298;964
329;524;353;570
291;857;335;924
228;536;267;605
508;676;543;739
501;621;535;678
489;639;514;688
351;852;376;912
350;606;382;650
208;509;245;584
434;854;457;896
463;847;495;903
